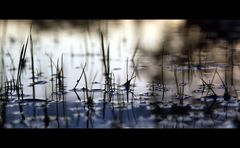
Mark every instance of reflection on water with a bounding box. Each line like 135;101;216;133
1;20;240;128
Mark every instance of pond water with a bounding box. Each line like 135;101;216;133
1;20;240;128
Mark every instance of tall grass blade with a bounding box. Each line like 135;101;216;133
30;33;35;100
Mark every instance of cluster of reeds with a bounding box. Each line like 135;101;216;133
73;63;97;109
15;25;36;100
123;58;136;102
4;79;15;98
58;55;65;93
0;21;7;99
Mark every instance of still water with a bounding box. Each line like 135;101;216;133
0;20;240;128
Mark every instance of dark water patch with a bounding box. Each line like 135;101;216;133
69;88;90;92
139;92;160;97
28;80;48;86
11;93;31;97
91;81;101;84
52;91;68;95
112;68;121;71
89;89;103;92
172;94;192;100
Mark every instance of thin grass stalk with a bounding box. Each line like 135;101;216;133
30;32;35;100
74;63;86;90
